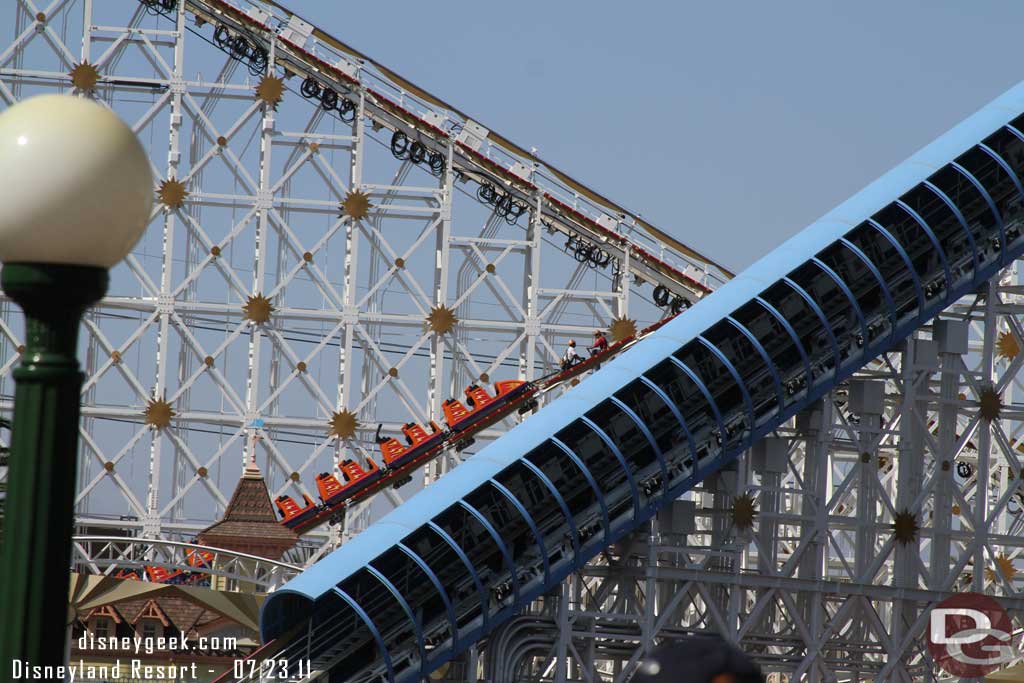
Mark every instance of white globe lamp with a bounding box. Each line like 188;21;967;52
0;94;153;671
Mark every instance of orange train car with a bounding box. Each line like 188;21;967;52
319;458;382;507
276;459;382;531
378;421;444;467
443;380;532;432
275;492;318;526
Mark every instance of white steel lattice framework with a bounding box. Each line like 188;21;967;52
480;264;1024;682
0;0;729;557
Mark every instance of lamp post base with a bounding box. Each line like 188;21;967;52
0;263;108;675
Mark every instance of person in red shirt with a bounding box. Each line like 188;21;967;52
588;329;609;357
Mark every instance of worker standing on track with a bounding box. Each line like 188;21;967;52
588;329;609;357
628;635;764;683
561;339;580;370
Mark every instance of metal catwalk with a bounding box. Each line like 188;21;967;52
258;80;1024;681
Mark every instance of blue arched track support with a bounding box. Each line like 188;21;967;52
518;458;581;558
608;396;670;505
668;357;726;449
838;238;898;339
459;501;519;611
755;296;813;393
782;277;840;382
397;543;458;653
364;565;425;676
333;588;395;681
579;416;642;520
427;522;489;635
866;218;926;317
811;257;869;345
550;437;611;542
726;317;784;409
259;77;1024;683
490;479;551;585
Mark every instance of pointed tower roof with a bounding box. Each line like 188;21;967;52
197;459;297;560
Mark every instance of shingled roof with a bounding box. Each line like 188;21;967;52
197;460;297;560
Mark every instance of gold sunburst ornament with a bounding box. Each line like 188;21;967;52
892;508;920;545
979;386;1003;421
255;75;284;107
157;178;188;209
609;316;637;342
144;398;175;430
997;331;1021;360
340;190;372;221
329;409;359;439
427;305;458;335
242;294;274;324
732;492;757;531
986;553;1018;583
69;61;100;92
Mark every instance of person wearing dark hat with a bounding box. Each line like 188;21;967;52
630;634;764;683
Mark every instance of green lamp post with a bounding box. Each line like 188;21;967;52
0;95;152;674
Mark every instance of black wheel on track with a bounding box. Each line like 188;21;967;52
301;76;321;99
409;141;427;164
320;88;338;111
391;130;410;159
653;284;671;307
477;183;496;204
213;25;231;49
248;47;268;75
338;98;356;122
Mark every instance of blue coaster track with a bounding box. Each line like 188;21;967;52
260;80;1024;682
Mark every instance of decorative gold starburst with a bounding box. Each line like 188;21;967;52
328;409;358;439
340;190;372;221
979;386;1002;421
144;398;175;430
255;75;284;107
157;178;188;209
997;331;1021;360
69;61;100;92
892;508;920;545
732;492;757;531
986;553;1018;584
242;294;274;324
609;316;636;343
427;305;458;334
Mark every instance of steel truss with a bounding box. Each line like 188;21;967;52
71;535;300;591
483;261;1024;682
0;0;726;550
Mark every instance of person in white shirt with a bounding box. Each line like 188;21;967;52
561;339;580;370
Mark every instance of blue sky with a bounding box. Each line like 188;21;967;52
286;0;1024;272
